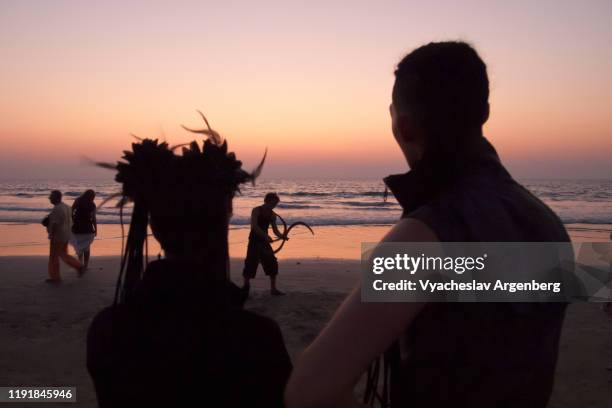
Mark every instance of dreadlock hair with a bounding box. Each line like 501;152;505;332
99;115;264;304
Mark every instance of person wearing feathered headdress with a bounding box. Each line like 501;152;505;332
87;113;291;407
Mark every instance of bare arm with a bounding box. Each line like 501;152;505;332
285;218;438;408
93;207;98;235
271;213;284;239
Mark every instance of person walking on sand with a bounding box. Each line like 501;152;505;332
243;193;287;296
45;190;82;282
71;189;97;269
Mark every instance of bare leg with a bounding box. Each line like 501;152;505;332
57;243;83;276
270;276;285;296
84;250;90;269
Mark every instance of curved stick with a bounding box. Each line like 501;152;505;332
271;211;314;254
271;211;288;252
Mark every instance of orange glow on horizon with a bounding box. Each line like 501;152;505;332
1;1;611;179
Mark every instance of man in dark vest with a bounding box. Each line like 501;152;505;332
243;193;287;295
286;41;570;408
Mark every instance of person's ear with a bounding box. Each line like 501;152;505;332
396;115;409;141
481;102;490;124
395;113;420;143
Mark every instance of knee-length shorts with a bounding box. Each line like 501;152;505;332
243;239;278;278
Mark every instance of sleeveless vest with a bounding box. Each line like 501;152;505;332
383;137;569;407
249;207;273;241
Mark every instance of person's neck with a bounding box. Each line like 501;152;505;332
164;252;204;263
162;250;230;282
461;127;484;139
410;128;485;169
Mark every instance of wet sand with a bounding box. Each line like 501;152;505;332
1;223;610;257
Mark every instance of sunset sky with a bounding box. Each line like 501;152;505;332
1;1;611;180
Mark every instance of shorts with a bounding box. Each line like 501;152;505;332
243;239;278;278
71;233;95;256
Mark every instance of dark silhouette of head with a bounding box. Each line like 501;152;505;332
391;41;489;169
74;189;96;209
49;190;62;205
82;189;96;202
264;192;280;208
103;133;263;303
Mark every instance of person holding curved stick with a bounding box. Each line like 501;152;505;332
243;193;287;296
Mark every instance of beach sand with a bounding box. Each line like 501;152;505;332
0;257;358;407
1;223;611;257
0;255;611;407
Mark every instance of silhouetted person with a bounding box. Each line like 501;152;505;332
243;192;286;296
605;232;612;371
45;190;82;282
286;41;570;408
87;134;291;407
71;189;97;269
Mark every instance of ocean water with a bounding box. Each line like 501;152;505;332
0;179;611;228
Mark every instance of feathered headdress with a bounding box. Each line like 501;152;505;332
97;111;266;304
